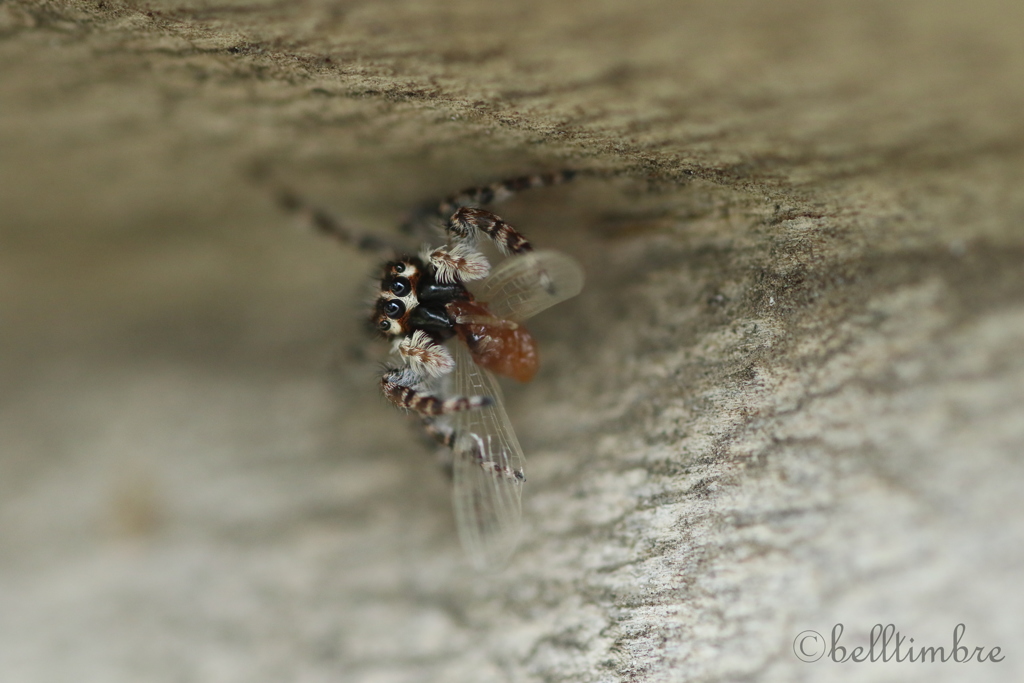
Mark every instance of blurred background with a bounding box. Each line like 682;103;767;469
1;1;1023;681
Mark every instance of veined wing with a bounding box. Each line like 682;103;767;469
476;250;584;323
451;341;525;568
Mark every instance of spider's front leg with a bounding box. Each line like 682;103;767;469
380;367;492;416
420;416;456;449
383;332;493;415
425;207;532;285
401;170;577;239
438;171;576;217
426;206;533;284
447;207;533;255
271;185;406;255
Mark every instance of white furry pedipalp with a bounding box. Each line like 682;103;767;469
427;243;491;284
397;330;456;378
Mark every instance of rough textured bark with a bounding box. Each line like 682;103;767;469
1;1;1022;681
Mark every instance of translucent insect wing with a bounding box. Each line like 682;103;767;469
476;250;584;323
451;342;525;568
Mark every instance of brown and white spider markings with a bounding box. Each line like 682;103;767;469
275;171;584;566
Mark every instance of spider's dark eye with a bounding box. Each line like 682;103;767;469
378;319;391;332
390;277;411;297
394;263;406;273
384;299;406;319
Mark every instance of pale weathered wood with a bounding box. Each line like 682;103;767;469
1;1;1022;681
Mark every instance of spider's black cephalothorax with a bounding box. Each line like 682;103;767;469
372;256;473;345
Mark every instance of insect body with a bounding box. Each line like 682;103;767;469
449;299;539;383
276;173;582;566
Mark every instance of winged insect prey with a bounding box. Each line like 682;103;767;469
273;172;583;566
450;251;583;566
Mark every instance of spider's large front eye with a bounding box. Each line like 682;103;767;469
390;277;411;297
384;299;406;319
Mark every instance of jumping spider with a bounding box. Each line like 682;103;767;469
276;171;583;566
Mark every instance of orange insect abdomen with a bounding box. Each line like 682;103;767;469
448;300;539;383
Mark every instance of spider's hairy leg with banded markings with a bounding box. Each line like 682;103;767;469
447;207;533;256
427;205;536;282
273;186;405;255
420;416;456;450
418;418;523;485
401;169;577;240
435;170;577;217
380;367;492;416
